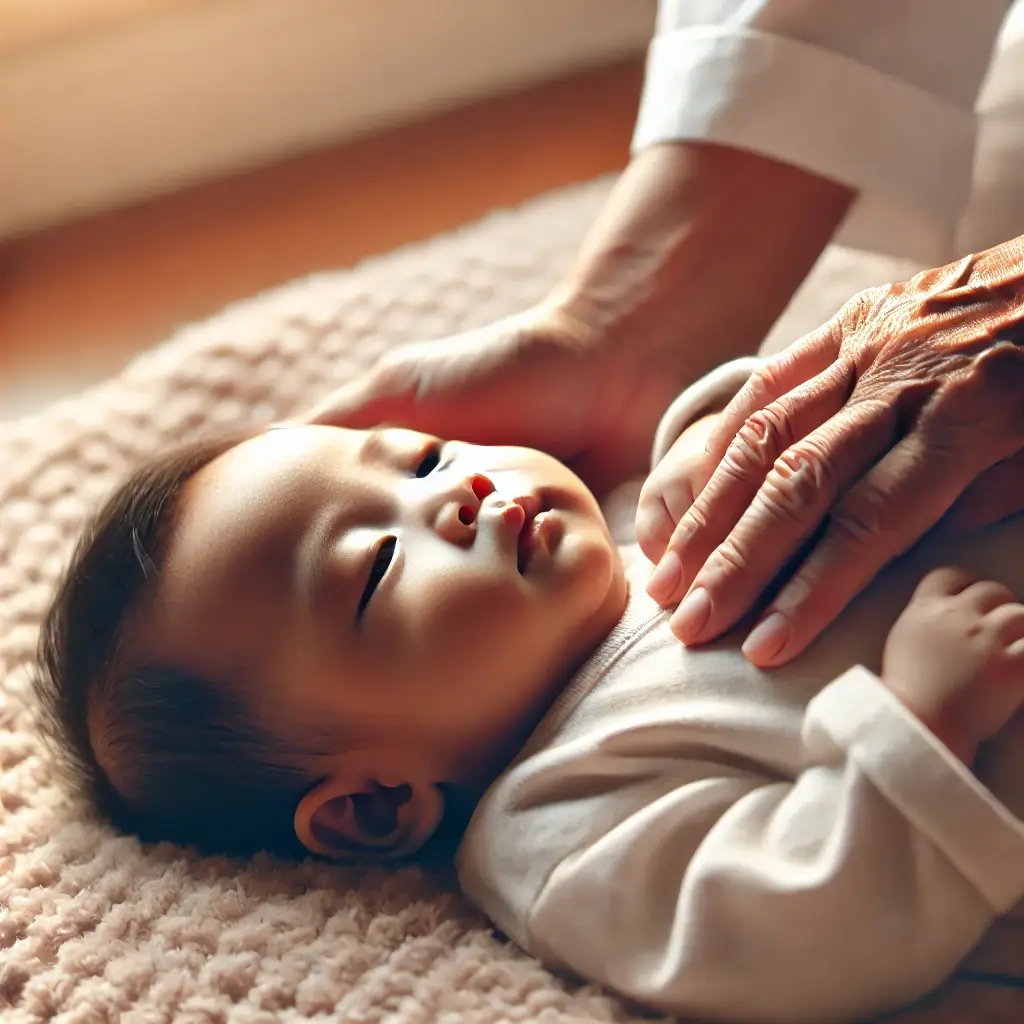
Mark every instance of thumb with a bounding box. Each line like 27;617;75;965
303;376;389;427
302;357;422;429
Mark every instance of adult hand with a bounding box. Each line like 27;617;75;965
645;237;1024;666
307;143;854;496
304;302;682;494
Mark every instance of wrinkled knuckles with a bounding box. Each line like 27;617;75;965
724;408;789;479
775;443;835;507
745;363;786;409
829;487;890;550
750;486;807;529
721;435;766;482
678;502;710;542
707;537;753;579
840;286;887;330
757;448;831;525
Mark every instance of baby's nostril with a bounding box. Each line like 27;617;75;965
470;475;494;500
459;505;475;525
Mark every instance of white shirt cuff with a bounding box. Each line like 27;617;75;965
632;28;977;264
809;665;1024;913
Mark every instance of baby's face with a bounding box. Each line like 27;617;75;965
130;425;627;784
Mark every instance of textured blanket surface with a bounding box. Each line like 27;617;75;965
1;176;1022;1023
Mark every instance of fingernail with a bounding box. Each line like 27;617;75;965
671;587;711;640
647;551;682;602
742;612;791;663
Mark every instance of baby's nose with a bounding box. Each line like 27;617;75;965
434;473;494;545
455;474;495;525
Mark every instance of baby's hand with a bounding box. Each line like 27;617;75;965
882;567;1024;764
637;413;719;565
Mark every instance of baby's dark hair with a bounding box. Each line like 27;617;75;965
33;431;325;860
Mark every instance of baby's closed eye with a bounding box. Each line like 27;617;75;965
357;537;397;621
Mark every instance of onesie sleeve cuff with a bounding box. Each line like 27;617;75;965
808;665;1024;913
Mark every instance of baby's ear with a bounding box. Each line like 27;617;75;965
294;775;444;861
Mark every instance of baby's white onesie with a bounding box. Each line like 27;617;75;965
456;360;1024;1024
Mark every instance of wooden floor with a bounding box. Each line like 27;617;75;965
0;59;643;418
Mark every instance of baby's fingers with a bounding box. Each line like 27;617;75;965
638;413;721;564
988;602;1024;646
636;471;695;565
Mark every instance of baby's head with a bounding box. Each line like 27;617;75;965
35;425;627;861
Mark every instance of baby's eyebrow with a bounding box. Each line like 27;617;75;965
357;426;392;467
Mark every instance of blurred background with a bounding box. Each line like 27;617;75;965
0;0;657;418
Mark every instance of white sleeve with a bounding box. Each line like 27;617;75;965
525;666;1024;1024
634;0;1011;264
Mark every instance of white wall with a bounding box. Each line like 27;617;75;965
0;0;656;238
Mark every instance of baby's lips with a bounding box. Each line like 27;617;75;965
513;494;542;522
498;499;527;532
489;494;544;572
486;495;532;554
532;510;563;551
519;508;563;566
492;493;540;531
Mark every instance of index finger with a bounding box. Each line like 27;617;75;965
700;316;844;488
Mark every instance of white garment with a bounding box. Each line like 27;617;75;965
633;0;1013;264
456;363;1024;1024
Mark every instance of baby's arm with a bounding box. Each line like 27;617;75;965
882;567;1024;765
517;670;1024;1023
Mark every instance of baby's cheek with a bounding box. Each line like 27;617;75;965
399;565;526;639
419;580;533;683
441;572;526;624
552;520;620;596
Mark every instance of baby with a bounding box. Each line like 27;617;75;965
33;360;1024;1023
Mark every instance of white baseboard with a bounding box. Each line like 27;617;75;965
0;0;655;238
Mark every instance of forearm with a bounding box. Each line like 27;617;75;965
527;673;1016;1023
549;142;854;391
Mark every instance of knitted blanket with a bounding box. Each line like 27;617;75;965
1;177;1022;1023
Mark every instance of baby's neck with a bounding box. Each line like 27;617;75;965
460;575;633;794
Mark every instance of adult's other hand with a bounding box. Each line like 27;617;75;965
646;237;1024;665
306;143;853;495
304;303;681;495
